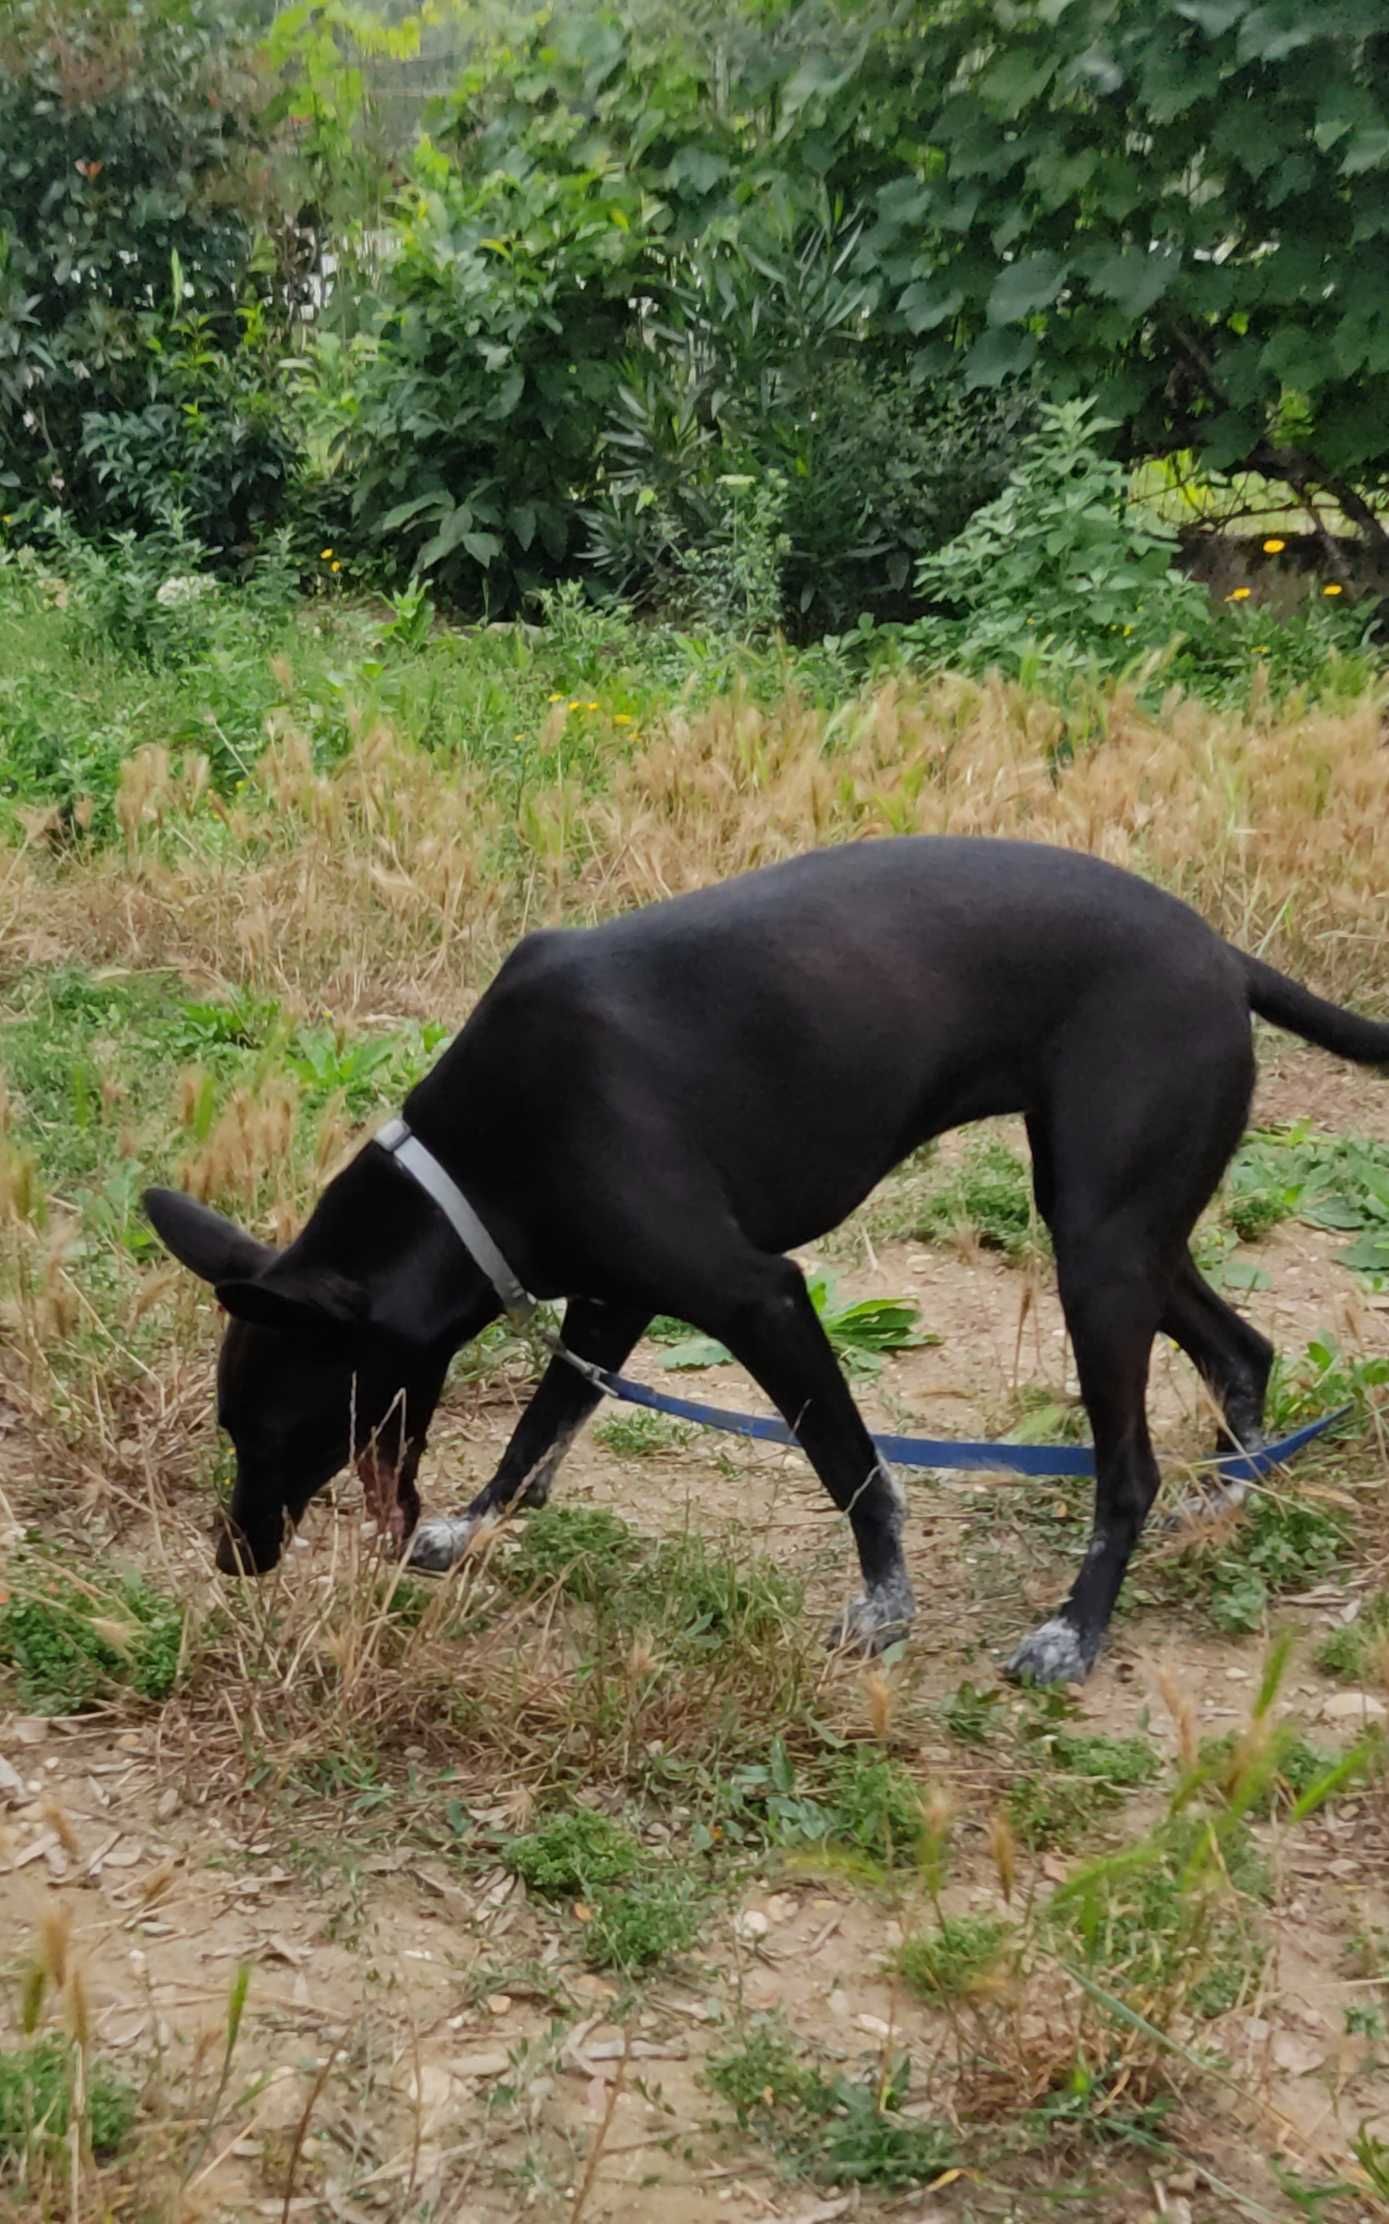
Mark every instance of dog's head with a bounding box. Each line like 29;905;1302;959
143;1187;452;1574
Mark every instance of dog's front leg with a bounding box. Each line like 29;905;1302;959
406;1299;650;1573
712;1259;915;1655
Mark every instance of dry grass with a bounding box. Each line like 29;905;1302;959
3;673;1386;1025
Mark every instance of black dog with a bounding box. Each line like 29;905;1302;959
144;837;1389;1684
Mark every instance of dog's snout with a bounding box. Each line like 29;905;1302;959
214;1515;282;1577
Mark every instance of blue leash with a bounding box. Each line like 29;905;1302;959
561;1349;1351;1483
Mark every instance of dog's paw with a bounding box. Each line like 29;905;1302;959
405;1513;481;1574
1159;1477;1252;1535
1004;1616;1095;1687
825;1571;915;1657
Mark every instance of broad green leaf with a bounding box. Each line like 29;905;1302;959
1343;128;1389;179
1090;248;1177;317
899;280;964;334
414;506;475;572
986;253;1068;325
1173;0;1248;30
1236;8;1320;64
978;48;1058;107
963;325;1038;385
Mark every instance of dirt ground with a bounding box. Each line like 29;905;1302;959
3;1045;1389;2222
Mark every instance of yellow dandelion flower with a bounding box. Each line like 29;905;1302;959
1253;645;1269;655
613;711;634;725
567;699;581;711
1322;582;1343;596
547;691;566;703
320;547;334;560
1227;586;1252;601
584;700;599;711
1262;537;1285;554
330;560;342;573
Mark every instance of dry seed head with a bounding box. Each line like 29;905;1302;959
66;1963;91;2050
20;1961;46;2035
864;1668;893;1743
130;1264;180;1325
39;1261;79;1341
0;1145;41;1224
625;1634;658;1680
39;1902;72;1989
988;1809;1018;1906
178;1066;209;1128
88;1616;138;1658
40;1799;80;1858
1156;1665;1199;1774
922;1781;956;1842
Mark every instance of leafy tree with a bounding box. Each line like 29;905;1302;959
0;0;301;544
879;0;1389;547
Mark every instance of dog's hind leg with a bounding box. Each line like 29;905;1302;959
1006;1221;1167;1686
1008;1011;1253;1684
406;1298;649;1572
1158;1249;1274;1523
700;1256;914;1655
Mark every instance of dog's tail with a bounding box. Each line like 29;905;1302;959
1243;952;1389;1068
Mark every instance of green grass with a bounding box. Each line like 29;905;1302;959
913;1135;1041;1260
502;1807;641;1897
593;1407;695;1456
939;1679;1006;1747
707;2023;957;2189
582;1872;704;1972
502;1806;702;1972
1222;1129;1389;1281
655;1272;933;1377
1007;1707;1161;1849
1196;1727;1378;1818
1202;1490;1350;1637
501;1504;802;1654
1316;1593;1389;1681
0;1558;185;1714
0;2037;137;2166
1049;1811;1269;2023
897;1914;1013;2002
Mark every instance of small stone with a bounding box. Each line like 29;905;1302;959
485;1993;512;2016
735;1909;770;1943
1320;1691;1387;1725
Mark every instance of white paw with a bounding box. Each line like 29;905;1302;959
1005;1616;1094;1686
1160;1479;1251;1534
405;1513;481;1574
826;1571;915;1656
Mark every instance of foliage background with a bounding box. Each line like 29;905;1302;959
1;0;1386;641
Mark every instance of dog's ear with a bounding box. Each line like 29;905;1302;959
143;1188;275;1286
215;1267;368;1344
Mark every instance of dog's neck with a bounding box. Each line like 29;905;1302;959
295;1146;507;1356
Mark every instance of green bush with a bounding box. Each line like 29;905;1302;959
904;399;1378;702
0;0;298;546
907;399;1214;687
